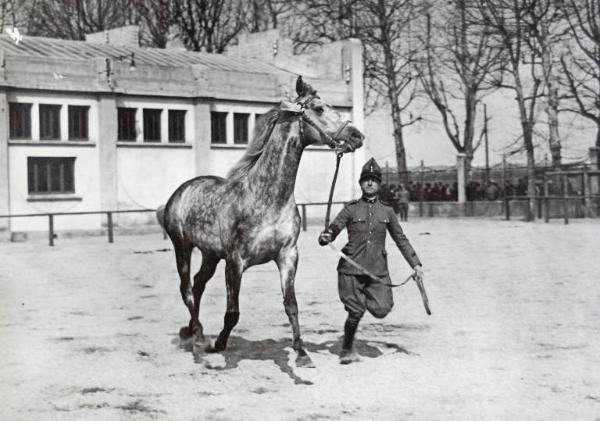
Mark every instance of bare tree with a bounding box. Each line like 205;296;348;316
130;0;174;48
290;0;426;181
246;0;290;32
172;0;246;53
523;0;567;167
475;0;545;220
559;0;600;168
25;0;135;40
418;1;504;177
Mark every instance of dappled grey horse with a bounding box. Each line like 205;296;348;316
158;76;364;367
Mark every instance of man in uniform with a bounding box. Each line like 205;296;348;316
318;158;424;364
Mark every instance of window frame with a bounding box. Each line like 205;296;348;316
9;102;32;140
168;109;186;143
39;104;62;140
210;111;227;144
68;105;89;141
233;112;250;145
143;108;162;143
117;107;137;142
27;157;76;195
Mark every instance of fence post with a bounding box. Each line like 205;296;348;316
505;197;510;220
563;174;569;225
107;212;114;243
48;214;54;246
419;160;424;217
301;204;307;231
543;172;549;222
582;166;589;218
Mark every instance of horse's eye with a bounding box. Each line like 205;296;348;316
314;106;324;114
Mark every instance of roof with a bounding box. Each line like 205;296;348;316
0;35;289;75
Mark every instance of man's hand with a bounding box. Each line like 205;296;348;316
412;265;424;283
318;230;333;246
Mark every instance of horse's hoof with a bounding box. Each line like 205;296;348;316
179;326;193;339
205;342;224;353
295;354;315;368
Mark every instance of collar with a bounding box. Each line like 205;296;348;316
362;196;378;204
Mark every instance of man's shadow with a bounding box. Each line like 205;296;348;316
172;333;411;385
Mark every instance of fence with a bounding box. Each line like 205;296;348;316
0;202;349;247
1;188;598;247
0;209;157;246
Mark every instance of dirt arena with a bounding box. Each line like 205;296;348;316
1;218;599;420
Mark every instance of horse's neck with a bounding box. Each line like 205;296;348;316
248;121;304;207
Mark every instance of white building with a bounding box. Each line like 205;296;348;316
0;28;365;238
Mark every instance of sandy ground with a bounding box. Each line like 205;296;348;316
1;217;600;420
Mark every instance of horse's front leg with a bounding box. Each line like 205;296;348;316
277;245;314;368
206;256;242;353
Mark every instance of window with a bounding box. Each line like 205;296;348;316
9;102;32;139
118;108;137;141
27;157;75;194
143;109;162;142
233;113;249;144
168;110;186;143
211;112;227;144
39;104;61;140
68;106;89;140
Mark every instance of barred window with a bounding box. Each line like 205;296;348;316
211;112;227;144
39;104;61;140
68;105;89;140
27;157;75;194
143;109;162;142
118;108;137;141
233;113;249;144
168;110;186;143
9;102;32;139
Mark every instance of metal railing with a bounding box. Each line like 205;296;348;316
0;209;156;246
0;202;349;246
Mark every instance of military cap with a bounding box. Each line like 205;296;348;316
359;157;382;183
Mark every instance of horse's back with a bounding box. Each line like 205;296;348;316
163;175;225;233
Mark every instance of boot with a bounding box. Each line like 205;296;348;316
340;316;360;364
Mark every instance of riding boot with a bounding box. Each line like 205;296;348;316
340;316;360;364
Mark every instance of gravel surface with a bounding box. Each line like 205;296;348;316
1;218;599;420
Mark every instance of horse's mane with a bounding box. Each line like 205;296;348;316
227;108;288;180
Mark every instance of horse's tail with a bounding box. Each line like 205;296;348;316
156;204;166;229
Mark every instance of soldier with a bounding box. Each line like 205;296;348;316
318;157;424;364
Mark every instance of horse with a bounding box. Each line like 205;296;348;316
158;76;365;367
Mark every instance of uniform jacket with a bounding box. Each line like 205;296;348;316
327;197;421;276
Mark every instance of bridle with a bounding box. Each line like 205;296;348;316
296;96;353;153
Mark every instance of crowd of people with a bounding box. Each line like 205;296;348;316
380;178;542;204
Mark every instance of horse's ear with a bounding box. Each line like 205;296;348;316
296;75;306;97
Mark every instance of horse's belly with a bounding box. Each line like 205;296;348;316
242;219;299;266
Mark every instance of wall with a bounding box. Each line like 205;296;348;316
114;96;197;226
6;91;102;231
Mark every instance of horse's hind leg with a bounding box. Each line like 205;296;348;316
191;252;220;341
276;246;314;368
173;242;197;339
206;257;242;352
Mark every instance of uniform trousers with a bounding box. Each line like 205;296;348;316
338;273;394;320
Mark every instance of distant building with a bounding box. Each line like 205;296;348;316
0;28;364;237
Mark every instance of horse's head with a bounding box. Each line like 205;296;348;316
291;76;364;153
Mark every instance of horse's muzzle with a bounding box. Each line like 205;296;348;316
337;125;364;152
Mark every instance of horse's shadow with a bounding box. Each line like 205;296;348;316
172;333;410;385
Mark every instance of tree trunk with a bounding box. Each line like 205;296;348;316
391;105;409;185
596;123;600;170
524;130;536;222
540;19;562;168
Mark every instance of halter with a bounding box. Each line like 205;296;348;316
296;97;352;153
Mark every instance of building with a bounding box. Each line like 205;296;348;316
0;28;364;238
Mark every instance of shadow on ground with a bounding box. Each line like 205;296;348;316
172;333;410;385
